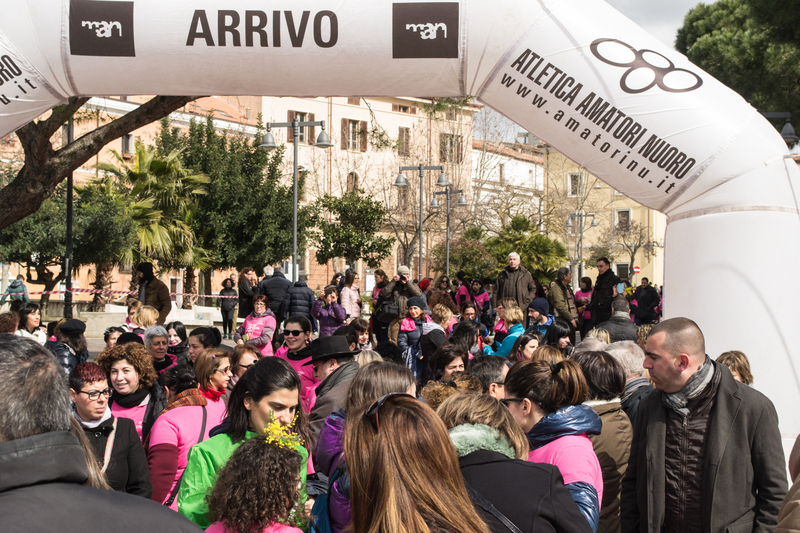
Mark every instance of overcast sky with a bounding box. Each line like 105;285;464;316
605;0;711;49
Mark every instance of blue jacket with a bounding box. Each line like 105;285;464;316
526;314;554;337
528;405;603;533
483;323;524;357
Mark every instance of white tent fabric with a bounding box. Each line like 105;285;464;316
1;0;798;436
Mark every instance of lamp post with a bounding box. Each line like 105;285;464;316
259;117;333;282
759;111;799;147
395;164;447;280
64;116;74;318
431;187;468;278
565;211;598;278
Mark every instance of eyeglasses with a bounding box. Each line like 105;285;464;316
441;279;449;283
365;392;413;430
499;397;525;405
253;302;266;307
77;388;113;401
239;363;255;371
283;329;304;337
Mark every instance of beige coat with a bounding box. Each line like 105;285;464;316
778;435;800;533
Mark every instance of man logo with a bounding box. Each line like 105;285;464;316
393;3;458;59
590;38;702;94
70;0;134;57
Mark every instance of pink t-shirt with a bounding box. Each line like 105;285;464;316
148;401;227;510
206;521;303;533
575;289;593;320
111;401;148;441
527;434;604;504
275;346;318;413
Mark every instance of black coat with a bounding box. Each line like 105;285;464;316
45;340;89;375
596;313;638;343
216;287;237;313
0;431;201;533
633;285;659;323
283;280;316;320
261;272;292;318
621;362;788;533
238;279;255;318
78;415;152;497
589;269;621;325
460;449;592;533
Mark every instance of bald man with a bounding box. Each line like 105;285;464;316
621;318;786;533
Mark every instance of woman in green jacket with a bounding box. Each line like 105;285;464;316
177;357;311;529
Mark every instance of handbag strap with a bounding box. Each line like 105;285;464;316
464;481;523;533
99;418;118;474
164;405;207;506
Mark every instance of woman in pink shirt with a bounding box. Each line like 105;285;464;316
274;316;318;413
503;359;603;533
234;294;277;357
574;277;594;340
96;342;167;443
147;366;226;509
339;270;362;322
206;437;304;533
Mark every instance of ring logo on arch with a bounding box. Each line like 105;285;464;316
393;3;458;59
70;0;135;57
590;38;702;94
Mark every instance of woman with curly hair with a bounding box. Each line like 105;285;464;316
344;393;491;533
95;342;167;442
178;357;312;529
206;438;303;533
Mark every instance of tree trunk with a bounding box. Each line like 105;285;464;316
202;269;213;307
182;267;197;309
89;262;114;312
0;95;202;231
29;266;64;317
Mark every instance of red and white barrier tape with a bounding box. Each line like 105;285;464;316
12;289;238;298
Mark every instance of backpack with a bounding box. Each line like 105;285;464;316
309;465;345;533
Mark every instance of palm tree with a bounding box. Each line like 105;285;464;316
88;144;210;306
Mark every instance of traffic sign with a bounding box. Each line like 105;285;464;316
633;266;641;274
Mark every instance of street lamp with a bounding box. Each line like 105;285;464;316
759;111;799;147
432;187;468;278
259;117;333;282
395;164;446;280
566;211;598;278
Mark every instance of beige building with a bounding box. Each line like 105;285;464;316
540;143;666;288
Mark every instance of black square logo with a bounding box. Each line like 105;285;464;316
393;3;459;59
70;0;135;57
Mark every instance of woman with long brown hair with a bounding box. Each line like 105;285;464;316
344;393;492;533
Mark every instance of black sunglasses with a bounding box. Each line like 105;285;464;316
283;329;305;337
365;392;413;430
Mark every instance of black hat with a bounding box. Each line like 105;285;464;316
301;336;360;366
117;332;144;346
59;319;86;335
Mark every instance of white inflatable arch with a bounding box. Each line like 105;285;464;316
2;0;799;437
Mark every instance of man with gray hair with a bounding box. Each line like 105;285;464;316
621;318;786;533
494;252;538;310
596;297;638;343
605;340;653;423
547;266;579;344
0;335;200;531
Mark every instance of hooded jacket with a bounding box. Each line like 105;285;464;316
0;431;200;533
283;280;316;320
483;322;524;358
312;298;347;337
45;339;89;375
0;279;28;304
527;404;604;533
314;408;352;533
450;423;592;533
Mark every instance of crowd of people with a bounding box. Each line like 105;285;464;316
0;254;798;533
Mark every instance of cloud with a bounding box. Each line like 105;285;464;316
605;0;712;49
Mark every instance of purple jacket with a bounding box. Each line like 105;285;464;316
315;409;350;533
312;298;347;337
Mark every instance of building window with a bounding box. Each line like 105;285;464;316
347;97;361;106
347;172;359;192
568;172;581;197
341;119;367;152
439;134;463;163
397;127;411;157
499;163;505;186
122;134;133;157
616;209;631;232
392;104;417;114
445;109;457;121
287;111;315;144
615;263;631;281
